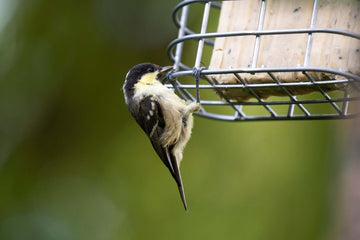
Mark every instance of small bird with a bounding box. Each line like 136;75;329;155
122;63;200;211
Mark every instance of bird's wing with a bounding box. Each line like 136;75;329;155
134;96;178;179
134;96;188;210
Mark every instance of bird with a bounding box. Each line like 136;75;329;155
122;63;200;211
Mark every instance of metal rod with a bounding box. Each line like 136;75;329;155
173;0;190;71
194;97;360;106
167;27;360;67
195;111;360;122
288;97;296;117
169;67;360;81
194;1;211;68
342;90;350;115
304;0;319;67
165;80;354;89
252;0;267;68
193;2;211;104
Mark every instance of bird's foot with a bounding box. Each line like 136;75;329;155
186;102;201;113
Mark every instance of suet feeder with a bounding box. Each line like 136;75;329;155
167;0;360;121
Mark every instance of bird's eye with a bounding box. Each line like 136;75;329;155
147;67;154;73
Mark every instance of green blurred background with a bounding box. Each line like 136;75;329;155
0;0;354;239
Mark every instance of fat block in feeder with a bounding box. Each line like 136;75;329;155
208;0;360;102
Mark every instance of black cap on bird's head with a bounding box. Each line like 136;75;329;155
124;63;172;87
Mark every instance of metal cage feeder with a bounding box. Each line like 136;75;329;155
166;0;360;121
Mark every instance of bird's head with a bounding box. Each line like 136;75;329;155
123;63;172;94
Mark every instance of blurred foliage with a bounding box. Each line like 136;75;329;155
0;0;350;240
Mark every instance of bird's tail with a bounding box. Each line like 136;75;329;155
176;171;188;211
166;148;188;211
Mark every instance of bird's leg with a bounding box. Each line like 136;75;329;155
184;102;201;114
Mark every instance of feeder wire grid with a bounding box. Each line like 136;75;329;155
166;0;360;121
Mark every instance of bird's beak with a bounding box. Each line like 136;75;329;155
159;65;173;73
157;65;173;80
